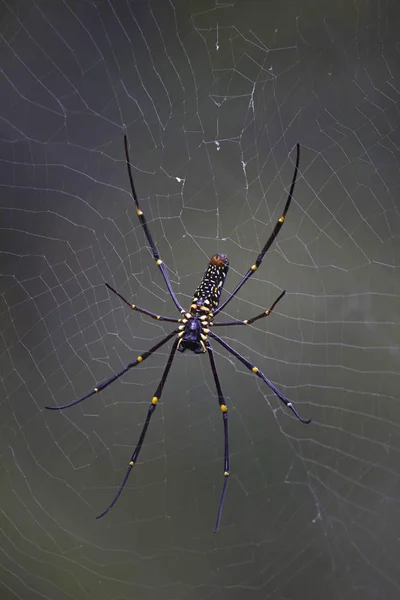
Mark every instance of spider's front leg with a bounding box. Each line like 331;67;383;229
209;330;311;424
96;337;179;519
45;329;178;410
206;342;230;532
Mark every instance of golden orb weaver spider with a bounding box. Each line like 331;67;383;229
46;135;311;532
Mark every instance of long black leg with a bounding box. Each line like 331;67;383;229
206;342;230;532
208;330;311;424
214;144;300;316
105;282;179;324
96;338;179;519
124;135;185;314
45;329;178;410
212;290;286;327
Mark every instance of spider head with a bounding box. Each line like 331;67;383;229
177;318;206;354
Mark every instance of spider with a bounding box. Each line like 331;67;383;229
46;135;311;532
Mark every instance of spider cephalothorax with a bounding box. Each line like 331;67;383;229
46;135;311;532
177;316;205;354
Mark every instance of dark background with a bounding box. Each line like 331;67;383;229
1;1;400;599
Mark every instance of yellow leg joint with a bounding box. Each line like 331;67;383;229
220;404;228;413
137;356;143;362
251;264;257;271
94;387;99;392
137;209;143;216
279;215;285;223
129;461;135;466
224;471;230;477
152;396;159;405
265;310;270;315
156;259;163;265
252;367;258;373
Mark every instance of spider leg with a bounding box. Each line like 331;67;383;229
105;282;180;323
206;342;230;533
212;290;286;327
208;330;311;424
96;337;179;519
214;144;300;317
45;329;178;410
124;135;185;314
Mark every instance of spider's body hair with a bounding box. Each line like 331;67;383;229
177;254;229;354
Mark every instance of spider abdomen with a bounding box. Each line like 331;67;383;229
190;253;229;315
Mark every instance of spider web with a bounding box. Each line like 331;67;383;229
1;1;400;599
